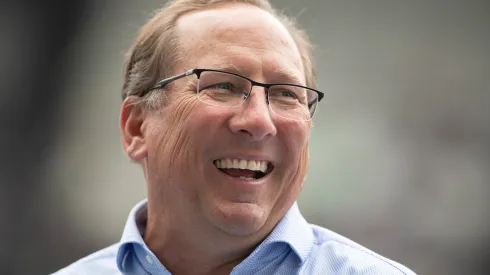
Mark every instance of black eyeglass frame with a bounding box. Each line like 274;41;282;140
143;68;324;116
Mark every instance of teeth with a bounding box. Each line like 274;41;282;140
261;161;267;172
239;176;255;181
214;158;269;173
246;161;257;171
239;159;247;169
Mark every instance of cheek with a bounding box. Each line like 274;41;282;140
280;120;310;161
146;95;202;181
298;139;310;188
278;120;310;186
267;121;310;215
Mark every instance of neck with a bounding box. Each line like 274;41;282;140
144;205;269;275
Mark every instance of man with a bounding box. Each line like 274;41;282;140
55;0;416;274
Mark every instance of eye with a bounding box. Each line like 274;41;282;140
277;90;297;98
271;88;300;100
203;82;242;94
214;82;233;90
269;85;309;105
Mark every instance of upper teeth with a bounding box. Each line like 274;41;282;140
214;159;268;173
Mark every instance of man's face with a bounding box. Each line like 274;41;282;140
141;3;311;236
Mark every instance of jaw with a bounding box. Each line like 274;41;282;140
194;162;279;236
209;201;269;236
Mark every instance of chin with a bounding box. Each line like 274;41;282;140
210;201;269;236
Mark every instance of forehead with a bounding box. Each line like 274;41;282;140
174;3;304;83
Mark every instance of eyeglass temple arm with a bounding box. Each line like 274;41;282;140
148;69;196;92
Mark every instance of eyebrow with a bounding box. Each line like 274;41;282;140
272;67;305;86
207;63;241;74
205;63;305;86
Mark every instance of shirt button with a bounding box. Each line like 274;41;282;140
146;254;154;264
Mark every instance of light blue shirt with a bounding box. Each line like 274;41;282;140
54;199;416;274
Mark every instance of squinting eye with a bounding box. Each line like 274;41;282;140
214;83;233;90
278;91;297;99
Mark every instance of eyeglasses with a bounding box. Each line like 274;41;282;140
144;69;324;121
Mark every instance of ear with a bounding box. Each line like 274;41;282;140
120;97;148;161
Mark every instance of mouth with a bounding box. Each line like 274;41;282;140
213;159;274;181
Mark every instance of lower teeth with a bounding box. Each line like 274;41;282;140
239;176;255;181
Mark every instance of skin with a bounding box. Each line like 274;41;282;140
120;3;311;275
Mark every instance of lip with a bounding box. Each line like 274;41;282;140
214;167;272;186
211;160;274;186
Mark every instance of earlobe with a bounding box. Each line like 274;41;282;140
120;97;148;161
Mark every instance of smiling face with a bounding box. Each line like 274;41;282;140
131;3;311;237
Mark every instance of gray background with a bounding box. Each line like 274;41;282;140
1;0;488;274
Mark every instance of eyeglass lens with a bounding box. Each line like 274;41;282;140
196;71;317;121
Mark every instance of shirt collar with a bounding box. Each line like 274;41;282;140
258;202;314;264
116;199;314;271
116;199;149;273
120;199;148;245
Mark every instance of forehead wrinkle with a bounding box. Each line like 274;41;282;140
200;48;303;85
198;53;259;76
203;58;241;72
217;44;304;85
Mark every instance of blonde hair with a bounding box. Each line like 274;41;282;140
121;0;316;107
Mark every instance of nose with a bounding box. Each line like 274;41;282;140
228;86;277;141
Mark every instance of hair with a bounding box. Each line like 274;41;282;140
121;0;316;108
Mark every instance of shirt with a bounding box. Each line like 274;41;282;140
53;199;416;275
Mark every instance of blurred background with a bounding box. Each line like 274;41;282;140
1;0;489;274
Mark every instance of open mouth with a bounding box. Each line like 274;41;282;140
213;159;273;181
